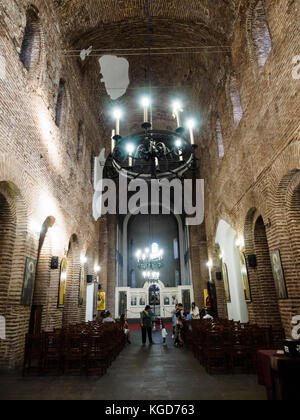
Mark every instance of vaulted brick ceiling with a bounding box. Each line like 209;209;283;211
54;0;239;138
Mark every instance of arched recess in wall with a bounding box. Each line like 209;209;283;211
19;5;44;75
244;209;282;330
122;210;189;289
63;234;81;325
0;181;28;368
228;75;243;128
215;220;249;323
55;79;67;127
274;170;300;298
247;0;272;69
29;216;56;334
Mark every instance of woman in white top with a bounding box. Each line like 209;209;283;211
191;302;200;320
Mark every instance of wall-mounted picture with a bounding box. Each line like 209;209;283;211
21;257;37;307
78;266;85;307
97;292;106;311
240;252;252;302
222;262;231;303
139;295;146;306
164;296;170;306
270;250;288;299
171;295;177;305
58;258;67;308
131;295;137;306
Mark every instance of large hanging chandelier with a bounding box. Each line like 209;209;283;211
108;101;198;181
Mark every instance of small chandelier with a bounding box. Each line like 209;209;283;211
136;242;164;272
108;98;198;181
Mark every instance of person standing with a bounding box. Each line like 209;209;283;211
191;302;200;320
140;305;153;345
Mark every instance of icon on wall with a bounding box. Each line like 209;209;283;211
58;258;67;308
21;257;37;307
270;250;288;299
97;292;106;311
240;252;252;302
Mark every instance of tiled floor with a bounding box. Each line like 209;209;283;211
0;330;267;400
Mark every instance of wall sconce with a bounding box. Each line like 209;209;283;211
81;256;88;264
206;260;213;282
94;265;101;274
235;236;245;248
265;218;272;229
206;260;213;269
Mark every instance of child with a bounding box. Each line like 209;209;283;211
161;322;168;346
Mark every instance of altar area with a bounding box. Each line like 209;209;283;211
115;280;194;319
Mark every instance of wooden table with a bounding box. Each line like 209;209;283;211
257;350;300;400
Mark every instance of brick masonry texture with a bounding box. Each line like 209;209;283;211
0;0;299;368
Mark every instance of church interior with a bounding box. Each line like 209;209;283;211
0;0;299;402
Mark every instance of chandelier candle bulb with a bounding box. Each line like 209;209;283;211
189;126;195;145
111;129;116;152
141;97;150;123
172;101;183;128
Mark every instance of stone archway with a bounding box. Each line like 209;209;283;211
244;208;282;330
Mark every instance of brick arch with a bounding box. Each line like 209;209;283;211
0;181;28;368
268;169;300;301
63;234;81;325
244;207;282;329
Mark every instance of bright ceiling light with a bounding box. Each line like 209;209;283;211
112;107;123;120
126;143;135;155
141;96;151;107
186;118;196;129
172;100;182;111
175;139;182;148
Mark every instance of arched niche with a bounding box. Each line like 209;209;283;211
121;208;188;288
215;219;249;323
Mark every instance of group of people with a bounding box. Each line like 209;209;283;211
140;302;214;348
97;303;213;348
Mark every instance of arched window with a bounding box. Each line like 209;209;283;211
251;1;272;68
20;6;42;71
55;79;66;127
229;76;243;128
76;121;85;161
216;117;224;159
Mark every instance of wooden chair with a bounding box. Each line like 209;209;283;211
22;334;43;376
42;332;63;375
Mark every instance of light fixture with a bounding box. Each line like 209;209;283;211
81;256;87;264
94;265;101;273
235;236;245;248
206;260;213;269
108;97;198;180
